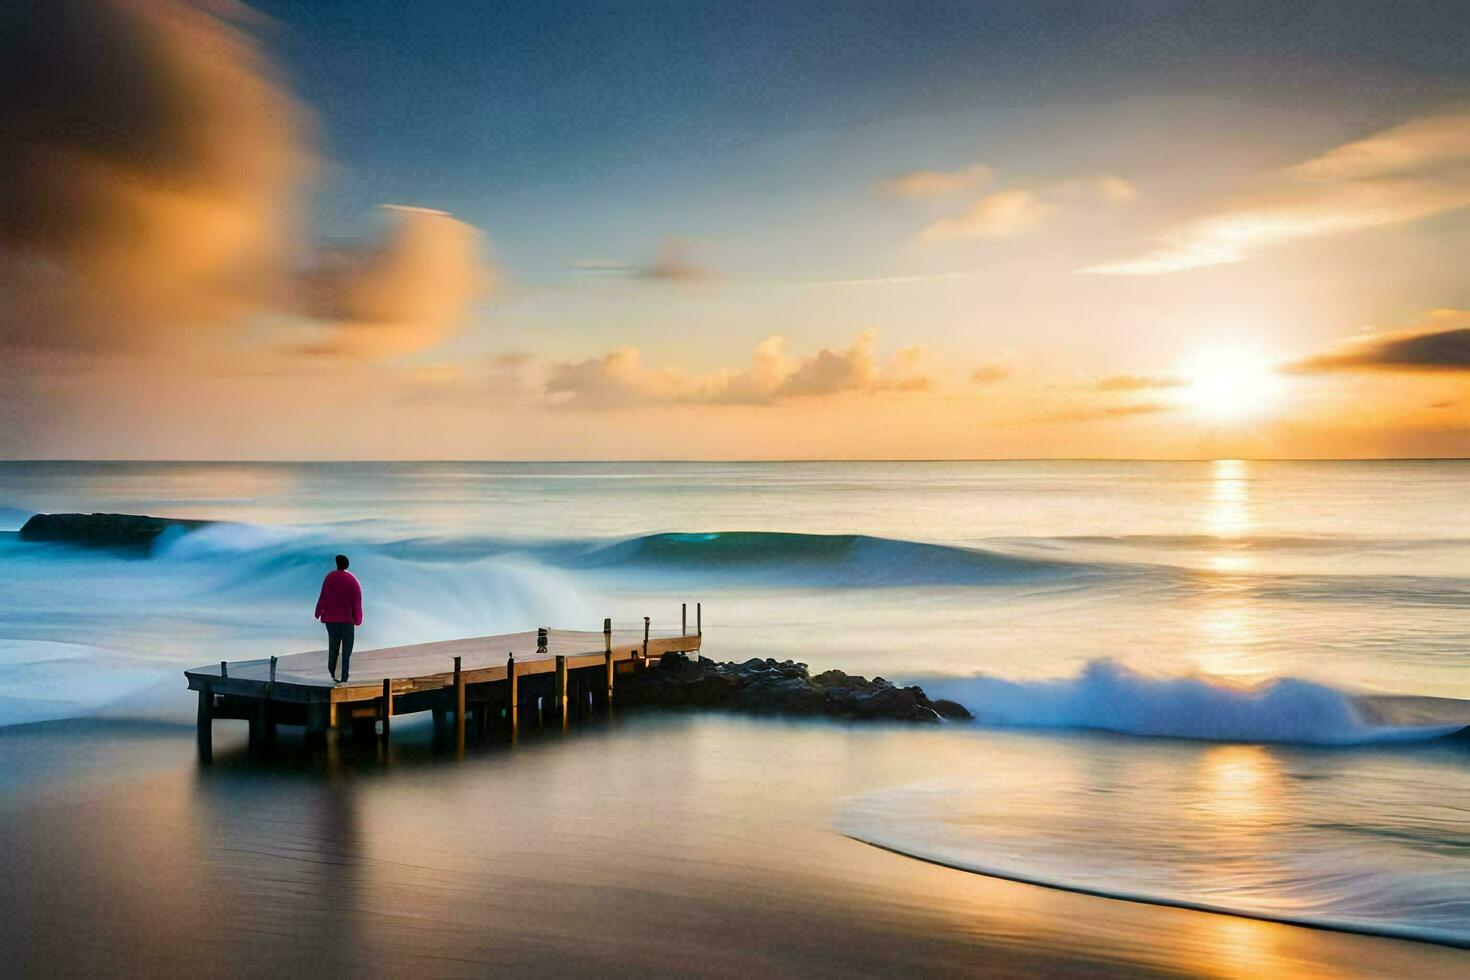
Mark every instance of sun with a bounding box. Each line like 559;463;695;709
1178;348;1281;422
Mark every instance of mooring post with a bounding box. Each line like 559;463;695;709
554;654;568;726
453;656;465;758
538;626;549;654
196;682;213;764
682;602;687;636
643;616;650;659
506;654;518;731
604;647;615;707
697;601;702;637
220;660;228;680
603;617;612;653
380;677;392;746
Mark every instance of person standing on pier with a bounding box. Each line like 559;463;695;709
314;554;363;683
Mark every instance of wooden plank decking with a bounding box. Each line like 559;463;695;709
185;611;704;761
185;627;699;703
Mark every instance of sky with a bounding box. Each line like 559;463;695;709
1;0;1467;459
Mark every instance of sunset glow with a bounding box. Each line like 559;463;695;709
1179;349;1284;423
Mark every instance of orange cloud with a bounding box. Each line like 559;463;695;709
917;175;1135;243
0;0;309;350
1088;373;1186;391
0;0;495;363
546;330;935;408
1085;113;1470;275
297;206;494;357
878;164;995;198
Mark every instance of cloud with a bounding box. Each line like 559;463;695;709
970;364;1011;384
0;0;309;350
1088;373;1186;391
919;190;1054;242
1084;113;1470;275
296;206;494;357
878;164;995;198
0;0;495;362
546;330;934;408
1043;402;1175;423
1287;309;1470;373
917;175;1135;243
569;237;712;281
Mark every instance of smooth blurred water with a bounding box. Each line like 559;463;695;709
0;459;1466;946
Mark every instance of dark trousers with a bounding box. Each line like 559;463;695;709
325;622;355;681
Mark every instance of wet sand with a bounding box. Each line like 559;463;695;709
0;714;1460;978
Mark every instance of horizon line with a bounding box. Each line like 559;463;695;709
1;456;1467;465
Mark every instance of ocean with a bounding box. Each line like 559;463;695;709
0;459;1466;959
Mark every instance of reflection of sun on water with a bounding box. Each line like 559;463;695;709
1205;458;1252;540
1194;459;1269;678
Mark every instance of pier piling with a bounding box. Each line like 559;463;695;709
380;677;392;746
453;656;466;758
555;654;568;729
196;683;213;764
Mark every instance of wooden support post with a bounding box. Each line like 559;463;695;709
306;702;330;746
605;648;615;707
196;683;213;764
697;601;702;637
262;655;278;753
604;617;612;653
506;654;518;731
220;660;228;680
380;677;392;745
249;697;265;757
643;616;650;657
555;654;568;728
453;656;465;758
682;602;687;636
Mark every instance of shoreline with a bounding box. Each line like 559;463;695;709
1;712;1463;978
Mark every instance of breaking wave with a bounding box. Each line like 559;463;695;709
571;531;1103;586
914;659;1469;745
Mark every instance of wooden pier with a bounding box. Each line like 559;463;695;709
185;606;702;762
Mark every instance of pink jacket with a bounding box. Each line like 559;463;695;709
315;570;363;625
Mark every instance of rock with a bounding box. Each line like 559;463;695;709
18;512;210;550
930;698;974;721
620;652;974;724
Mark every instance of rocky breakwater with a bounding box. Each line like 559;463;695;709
621;652;973;723
19;512;210;550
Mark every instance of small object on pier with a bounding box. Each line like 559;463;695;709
537;627;548;654
643;616;650;658
452;656;466;758
220;660;228;680
682;602;687;636
697;602;702;637
269;656;277;684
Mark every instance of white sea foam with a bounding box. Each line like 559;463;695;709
915;659;1466;745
